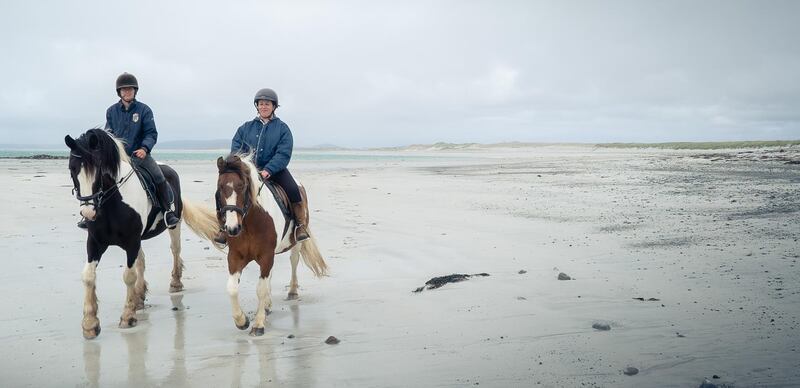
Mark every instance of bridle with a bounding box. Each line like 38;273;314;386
70;153;135;209
215;172;263;220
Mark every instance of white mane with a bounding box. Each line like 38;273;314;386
231;152;263;207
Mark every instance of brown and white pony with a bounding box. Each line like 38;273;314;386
212;154;328;336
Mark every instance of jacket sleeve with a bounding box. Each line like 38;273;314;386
264;122;293;175
140;107;158;153
231;124;248;154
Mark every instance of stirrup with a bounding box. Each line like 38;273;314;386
213;231;228;245
295;225;310;242
164;211;180;229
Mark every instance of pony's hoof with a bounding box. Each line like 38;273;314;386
236;316;250;330
169;283;184;293
119;317;137;328
287;292;299;300
82;325;101;339
249;327;265;336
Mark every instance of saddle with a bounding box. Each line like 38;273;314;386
131;164;158;208
130;163;171;237
259;179;295;244
261;179;293;221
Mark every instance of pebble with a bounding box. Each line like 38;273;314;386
623;367;638;376
699;379;718;388
518;269;527;274
287;334;295;339
325;335;340;344
558;272;571;280
592;322;611;331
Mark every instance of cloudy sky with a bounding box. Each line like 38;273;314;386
1;1;798;147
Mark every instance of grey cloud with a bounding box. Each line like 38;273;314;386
0;0;798;147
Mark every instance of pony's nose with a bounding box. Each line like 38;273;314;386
80;205;97;221
227;225;241;236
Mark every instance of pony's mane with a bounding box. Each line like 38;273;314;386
224;153;261;207
74;128;130;179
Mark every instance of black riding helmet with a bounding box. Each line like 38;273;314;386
116;73;139;97
253;88;279;107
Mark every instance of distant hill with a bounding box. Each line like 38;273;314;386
372;141;580;151
157;139;230;150
374;140;800;151
298;143;350;151
0;143;62;150
596;140;800;150
157;139;350;151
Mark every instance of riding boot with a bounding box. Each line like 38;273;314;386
291;202;310;241
156;181;180;229
213;230;227;245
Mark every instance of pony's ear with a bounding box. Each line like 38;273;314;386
88;133;99;150
217;156;225;172
65;135;77;150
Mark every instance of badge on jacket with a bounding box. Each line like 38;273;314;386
132;113;139;123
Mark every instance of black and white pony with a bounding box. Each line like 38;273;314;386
65;128;219;339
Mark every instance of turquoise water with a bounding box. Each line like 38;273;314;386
0;149;448;162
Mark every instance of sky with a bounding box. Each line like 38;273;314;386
1;0;799;148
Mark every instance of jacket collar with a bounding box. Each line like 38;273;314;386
253;115;279;125
118;99;138;112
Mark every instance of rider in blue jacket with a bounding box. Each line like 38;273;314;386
214;88;309;244
78;73;179;229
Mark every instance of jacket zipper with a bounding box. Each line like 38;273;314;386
254;121;268;169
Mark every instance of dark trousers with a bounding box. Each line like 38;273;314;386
269;169;301;203
131;154;166;184
132;154;173;207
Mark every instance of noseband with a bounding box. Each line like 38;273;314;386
215;184;253;219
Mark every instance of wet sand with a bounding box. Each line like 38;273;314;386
1;146;798;387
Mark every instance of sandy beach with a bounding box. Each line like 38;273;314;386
1;145;799;387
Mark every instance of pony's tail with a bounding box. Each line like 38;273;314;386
181;198;225;250
299;232;328;278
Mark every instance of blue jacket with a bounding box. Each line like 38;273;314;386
230;116;293;175
105;100;158;156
